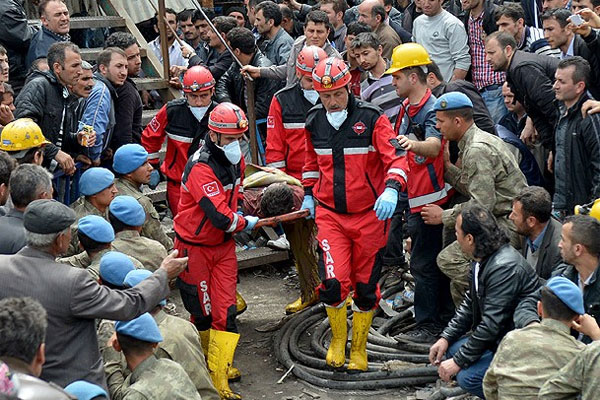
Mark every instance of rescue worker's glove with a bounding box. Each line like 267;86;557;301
374;187;398;220
301;195;315;219
149;169;161;190
243;215;259;232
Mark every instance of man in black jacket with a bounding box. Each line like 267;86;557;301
515;215;600;343
215;27;279;121
14;42;83;175
0;0;37;94
551;57;600;217
429;203;541;398
485;31;560;149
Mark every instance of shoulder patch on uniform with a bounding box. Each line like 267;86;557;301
352;121;367;135
149;116;160;132
267;116;275;128
203;181;221;197
355;100;383;115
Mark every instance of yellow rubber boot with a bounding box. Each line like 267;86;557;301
207;330;242;400
347;310;374;372
285;292;318;314
236;291;247;315
325;305;348;368
228;366;241;382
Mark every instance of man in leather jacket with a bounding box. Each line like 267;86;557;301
429;203;541;398
215;27;279;121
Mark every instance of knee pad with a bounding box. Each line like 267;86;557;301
318;278;342;306
226;304;239;333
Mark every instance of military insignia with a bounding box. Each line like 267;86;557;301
238;119;249;129
440;100;448;109
203;181;221;197
352;121;367;135
414;154;426;164
321;75;333;89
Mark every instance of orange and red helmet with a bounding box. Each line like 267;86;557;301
312;57;351;92
296;46;328;77
208;103;249;135
182;66;215;93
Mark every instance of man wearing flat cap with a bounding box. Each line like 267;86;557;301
58;215;144;278
66;167;118;256
113;144;173;251
109;195;168;271
419;92;528;306
0;199;188;389
483;276;588;399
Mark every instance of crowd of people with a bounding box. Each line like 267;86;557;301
0;0;600;399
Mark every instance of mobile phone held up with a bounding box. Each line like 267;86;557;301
569;14;584;26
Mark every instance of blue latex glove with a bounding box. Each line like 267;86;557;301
374;187;398;220
301;195;315;219
149;169;160;190
243;215;259;232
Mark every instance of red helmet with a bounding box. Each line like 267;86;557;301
208;103;249;135
182;66;215;93
312;57;351;92
296;46;328;77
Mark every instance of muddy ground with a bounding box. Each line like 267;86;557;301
221;262;432;400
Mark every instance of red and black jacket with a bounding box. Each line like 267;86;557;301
302;95;404;214
266;83;315;180
142;98;216;184
173;138;247;246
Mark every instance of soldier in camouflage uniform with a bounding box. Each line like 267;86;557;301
113;144;173;251
482;277;587;400
539;340;600;400
421;92;527;305
67;167;117;256
58;215;143;281
110;313;201;400
103;269;219;400
108;195;168;271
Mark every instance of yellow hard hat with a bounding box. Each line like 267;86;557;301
575;199;600;221
385;43;432;75
0;118;50;153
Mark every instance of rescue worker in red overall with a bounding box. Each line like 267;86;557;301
266;45;327;314
141;66;217;216
302;57;405;371
266;45;327;180
173;103;258;400
385;43;455;344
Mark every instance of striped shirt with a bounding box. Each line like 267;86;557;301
520;26;561;58
360;67;401;124
468;11;505;90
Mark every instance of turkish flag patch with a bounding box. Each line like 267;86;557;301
149;116;160;132
267;116;275;128
352;121;367;135
203;181;221;197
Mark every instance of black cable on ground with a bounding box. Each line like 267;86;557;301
273;282;440;390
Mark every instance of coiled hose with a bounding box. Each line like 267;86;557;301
273;277;439;390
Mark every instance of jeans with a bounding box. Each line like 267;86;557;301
447;337;495;399
407;212;454;330
480;85;508;124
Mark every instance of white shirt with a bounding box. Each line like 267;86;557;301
148;37;189;67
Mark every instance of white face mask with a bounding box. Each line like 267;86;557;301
221;140;242;164
302;89;319;105
326;109;348;130
189;106;210;122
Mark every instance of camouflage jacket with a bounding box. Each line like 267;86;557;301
112;230;167;272
483;319;585;400
115;178;173;251
66;196;107;256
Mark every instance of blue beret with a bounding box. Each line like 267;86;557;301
124;270;167;306
432;92;473;111
64;381;108;400
113;144;148;174
78;215;114;243
79;167;115;196
109;195;146;226
546;276;585;315
115;312;163;343
99;251;135;286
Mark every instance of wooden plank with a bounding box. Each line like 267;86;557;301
132;77;169;90
80;47;147;62
141;109;157;127
237;247;289;269
28;16;126;29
